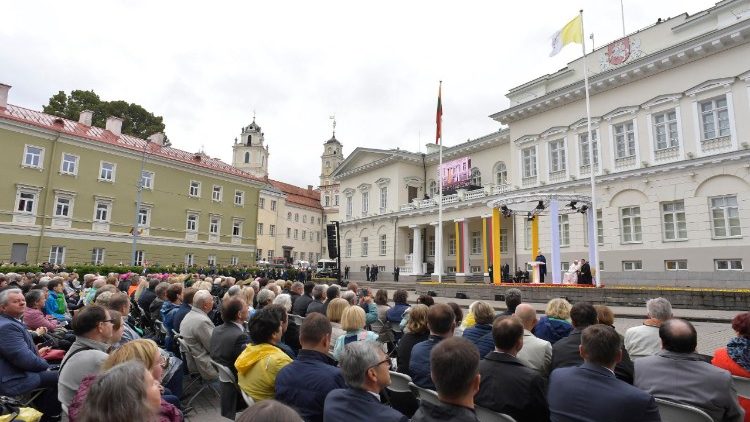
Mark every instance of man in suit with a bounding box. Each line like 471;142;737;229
324;340;408;422
412;337;480;422
635;319;744;422
409;303;456;389
550;302;634;383
305;284;327;316
365;264;371;281
0;288;61;422
475;316;549;422
548;324;661;422
578;258;592;285
180;290;218;381
514;303;552;376
535;252;547;283
210;297;250;419
292;281;314;317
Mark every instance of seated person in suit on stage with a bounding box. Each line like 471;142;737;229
548;324;661;422
475;316;549;422
323;340;408;422
635;318;744;422
412;337;480;422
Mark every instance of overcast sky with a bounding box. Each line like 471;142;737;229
3;0;713;186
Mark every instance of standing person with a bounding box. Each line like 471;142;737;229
365;265;371;282
393;266;399;282
578;258;592;285
487;265;493;283
535;252;547;283
344;266;350;281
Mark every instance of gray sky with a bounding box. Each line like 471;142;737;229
3;0;713;186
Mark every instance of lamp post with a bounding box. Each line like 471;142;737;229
131;140;150;266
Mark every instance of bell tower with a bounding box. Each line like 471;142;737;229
232;115;269;178
320;117;344;187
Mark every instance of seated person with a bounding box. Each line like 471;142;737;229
409;303;455;389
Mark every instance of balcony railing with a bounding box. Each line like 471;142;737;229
397;184;511;213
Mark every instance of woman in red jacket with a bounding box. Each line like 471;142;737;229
712;311;750;422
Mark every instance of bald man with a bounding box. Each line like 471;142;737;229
514;304;552;376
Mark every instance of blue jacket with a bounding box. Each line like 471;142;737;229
44;290;66;320
462;324;495;358
548;363;660;422
161;301;180;351
409;335;445;389
533;316;573;345
276;349;345;422
0;314;53;396
172;303;191;333
324;387;408;422
386;303;409;323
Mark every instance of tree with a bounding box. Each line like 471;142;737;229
42;90;171;146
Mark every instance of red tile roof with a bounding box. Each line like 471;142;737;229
268;179;322;210
0;104;266;184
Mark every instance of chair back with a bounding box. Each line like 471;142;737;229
211;359;237;384
655;398;713;422
290;314;305;326
154;320;167;335
408;382;441;406
176;337;199;374
732;375;750;398
388;371;413;393
474;404;518;422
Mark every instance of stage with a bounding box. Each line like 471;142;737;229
414;282;750;311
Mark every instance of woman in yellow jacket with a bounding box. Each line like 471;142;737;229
235;306;292;401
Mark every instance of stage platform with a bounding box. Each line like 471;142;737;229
414;282;750;311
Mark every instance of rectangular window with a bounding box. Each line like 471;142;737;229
232;220;242;237
585;209;604;246
662;201;687;241
335;195;339;206
524;219;531;250
715;259;743;271
346;197;352;218
207;255;216;266
256;249;263;260
271;200;277;211
579;132;599;167
91;248;105;265
500;228;508;253
187;214;198;232
270;225;276;236
23;145;44;168
95;202;110;222
325;196;330;207
345;238;352;258
620;206;642;243
185;254;195;266
287;228;291;238
189;181;201;197
287;212;292;221
428;236;435;257
61;153;78;175
361;237;369;256
302;230;306;240
210;216;220;234
362;192;369;215
303;215;307;223
294;229;298;239
212;185;223;202
613;121;636;159
17;191;36;213
234;190;245;206
137;208;149;226
622;260;642;271
471;231;481;254
700;96;730;140
54;196;71;217
49;246;65;265
230;256;238;265
380;187;387;211
379;234;387;256
665;260;688;271
653;110;679;150
99;162;115;181
134;250;144;266
711;195;741;238
257;223;264;235
259;197;265;209
559;214;570;246
448;234;456;256
316;231;320;242
548;139;566;173
268;250;274;259
141;171;154;189
522;146;537;178
295;213;299;222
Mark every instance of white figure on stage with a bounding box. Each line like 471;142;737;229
564;260;580;284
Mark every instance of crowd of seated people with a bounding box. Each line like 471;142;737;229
3;269;750;422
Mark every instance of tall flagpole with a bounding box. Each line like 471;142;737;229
437;81;443;283
580;10;601;287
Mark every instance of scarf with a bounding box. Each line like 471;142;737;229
727;336;750;372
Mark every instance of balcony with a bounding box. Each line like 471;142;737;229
398;184;511;213
701;136;732;154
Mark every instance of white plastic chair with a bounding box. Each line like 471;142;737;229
388;371;412;393
732;375;750;398
655;398;713;422
474;404;518;422
408;382;441;406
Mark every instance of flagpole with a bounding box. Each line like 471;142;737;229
579;10;601;287
437;81;443;283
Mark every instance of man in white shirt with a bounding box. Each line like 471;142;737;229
514;303;552;376
624;297;672;360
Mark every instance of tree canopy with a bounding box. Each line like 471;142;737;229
43;90;170;146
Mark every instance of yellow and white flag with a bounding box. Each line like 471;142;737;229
549;15;583;57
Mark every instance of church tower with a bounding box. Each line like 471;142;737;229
320;121;344;187
232;117;269;178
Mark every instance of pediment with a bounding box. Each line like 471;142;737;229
685;77;735;97
540;126;568;139
641;93;683;110
569;117;602;131
603;106;639;121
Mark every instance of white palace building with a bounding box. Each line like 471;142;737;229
330;0;750;288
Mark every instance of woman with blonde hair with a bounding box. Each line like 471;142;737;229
396;304;430;374
326;298;350;352
461;301;496;357
533;297;573;344
68;339;182;422
331;305;383;360
242;286;256;319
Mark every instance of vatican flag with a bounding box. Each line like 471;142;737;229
549;15;583;57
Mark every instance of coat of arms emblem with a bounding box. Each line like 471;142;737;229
606;37;631;65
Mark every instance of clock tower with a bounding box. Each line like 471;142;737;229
232;116;269;178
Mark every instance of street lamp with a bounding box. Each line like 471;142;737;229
131;140;151;266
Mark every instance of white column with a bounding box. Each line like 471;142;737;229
430;221;442;276
462;219;470;274
410;225;422;275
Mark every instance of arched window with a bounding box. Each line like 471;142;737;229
429;180;438;197
246;135;252;146
471;167;482;186
244;152;250;163
494;162;508;185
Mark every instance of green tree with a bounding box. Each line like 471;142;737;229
42;90;170;146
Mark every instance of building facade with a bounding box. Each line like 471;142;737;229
0;85;264;267
332;0;750;286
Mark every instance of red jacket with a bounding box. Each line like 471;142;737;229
712;347;750;422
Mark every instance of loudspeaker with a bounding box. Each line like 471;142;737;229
326;223;338;259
